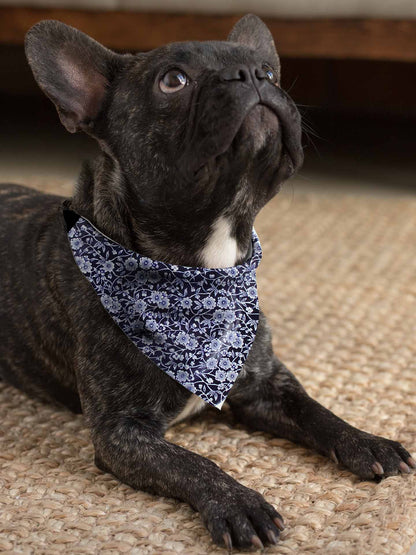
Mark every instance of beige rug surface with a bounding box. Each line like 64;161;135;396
1;179;415;554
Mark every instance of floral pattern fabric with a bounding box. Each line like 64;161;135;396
66;210;262;409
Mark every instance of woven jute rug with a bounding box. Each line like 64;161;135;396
1;178;415;554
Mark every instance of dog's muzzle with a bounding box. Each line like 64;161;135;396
178;64;303;178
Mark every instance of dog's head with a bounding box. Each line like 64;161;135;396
25;16;303;264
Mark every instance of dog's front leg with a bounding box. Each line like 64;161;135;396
229;355;414;480
88;411;284;549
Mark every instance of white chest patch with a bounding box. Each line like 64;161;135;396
201;216;240;268
170;394;207;426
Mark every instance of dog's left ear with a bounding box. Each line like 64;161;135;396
228;14;280;81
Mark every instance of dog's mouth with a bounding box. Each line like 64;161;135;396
234;103;280;152
178;83;303;182
208;102;301;181
258;87;304;175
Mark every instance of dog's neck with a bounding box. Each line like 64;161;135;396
72;154;254;269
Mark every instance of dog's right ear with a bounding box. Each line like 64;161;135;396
25;20;128;133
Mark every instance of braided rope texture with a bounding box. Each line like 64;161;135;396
1;180;415;554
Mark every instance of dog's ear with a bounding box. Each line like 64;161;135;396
228;14;280;81
25;20;127;133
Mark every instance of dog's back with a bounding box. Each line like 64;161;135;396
0;184;82;411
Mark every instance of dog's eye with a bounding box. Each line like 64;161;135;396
263;64;278;84
159;69;188;93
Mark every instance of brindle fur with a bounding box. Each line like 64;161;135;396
0;15;413;551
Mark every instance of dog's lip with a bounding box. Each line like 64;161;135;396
261;108;302;172
257;87;304;173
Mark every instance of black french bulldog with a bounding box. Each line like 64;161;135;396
0;15;413;551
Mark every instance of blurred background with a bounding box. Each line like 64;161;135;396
0;0;415;196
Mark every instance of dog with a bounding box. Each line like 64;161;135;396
0;15;413;551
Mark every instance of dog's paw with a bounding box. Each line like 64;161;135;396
201;485;284;551
329;429;415;481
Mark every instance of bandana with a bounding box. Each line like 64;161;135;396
64;208;262;409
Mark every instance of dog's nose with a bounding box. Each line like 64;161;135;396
220;65;267;84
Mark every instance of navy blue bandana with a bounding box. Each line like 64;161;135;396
65;209;262;409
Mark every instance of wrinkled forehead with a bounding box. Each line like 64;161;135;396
141;40;260;71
